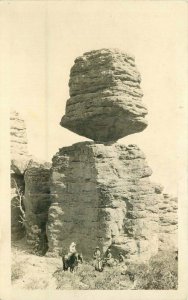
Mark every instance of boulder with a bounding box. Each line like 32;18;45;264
61;49;148;142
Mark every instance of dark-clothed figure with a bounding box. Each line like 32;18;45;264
104;248;114;266
93;246;101;260
93;246;103;271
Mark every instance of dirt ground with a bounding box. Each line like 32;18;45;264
11;238;133;290
11;238;61;289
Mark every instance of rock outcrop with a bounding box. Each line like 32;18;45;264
47;48;178;260
159;194;178;251
24;159;51;250
61;49;148;142
10;111;29;240
47;142;163;260
10;111;28;158
10;111;51;251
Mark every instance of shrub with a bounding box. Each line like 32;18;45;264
52;250;178;290
11;261;25;282
128;250;178;290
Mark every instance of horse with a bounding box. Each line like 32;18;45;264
62;252;83;272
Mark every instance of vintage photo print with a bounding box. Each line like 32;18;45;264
0;1;187;300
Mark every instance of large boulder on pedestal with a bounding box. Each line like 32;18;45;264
61;49;148;142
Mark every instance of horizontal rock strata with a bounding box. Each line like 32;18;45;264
61;49;148;142
47;142;162;260
10;110;28;158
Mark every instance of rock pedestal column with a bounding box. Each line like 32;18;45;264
47;142;162;260
47;49;177;260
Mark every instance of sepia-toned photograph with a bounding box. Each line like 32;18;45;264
0;1;188;299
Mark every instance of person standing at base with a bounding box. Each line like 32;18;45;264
93;246;103;270
104;248;114;266
93;246;101;260
67;242;77;259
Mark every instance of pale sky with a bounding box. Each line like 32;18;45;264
2;1;188;195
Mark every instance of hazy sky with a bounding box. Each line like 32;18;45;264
2;1;187;195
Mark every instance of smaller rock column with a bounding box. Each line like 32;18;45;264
24;159;51;253
10;111;29;240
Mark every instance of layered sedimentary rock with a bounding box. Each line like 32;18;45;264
10;111;52;249
159;194;178;251
61;49;148;142
10;111;29;240
24;159;51;249
10;111;28;158
47;142;162;260
47;48;178;260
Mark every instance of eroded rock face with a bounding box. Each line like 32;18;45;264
159;194;178;251
10;111;52;250
10;111;29;240
10;111;28;158
47;142;161;260
61;49;148;142
24;159;51;250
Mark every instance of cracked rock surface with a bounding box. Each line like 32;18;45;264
47;142;161;260
61;49;148;142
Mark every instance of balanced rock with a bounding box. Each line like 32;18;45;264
60;49;148;142
47;142;161;260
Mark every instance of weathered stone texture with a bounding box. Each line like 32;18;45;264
10;111;28;158
24;159;51;245
158;194;178;251
61;49;148;142
10;111;29;240
47;142;162;260
10;111;52;249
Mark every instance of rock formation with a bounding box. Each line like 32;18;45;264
10;111;28;158
11;49;178;261
47;48;178;260
24;159;51;250
10;111;51;252
10;111;29;240
159;194;178;251
61;49;148;142
47;142;162;260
